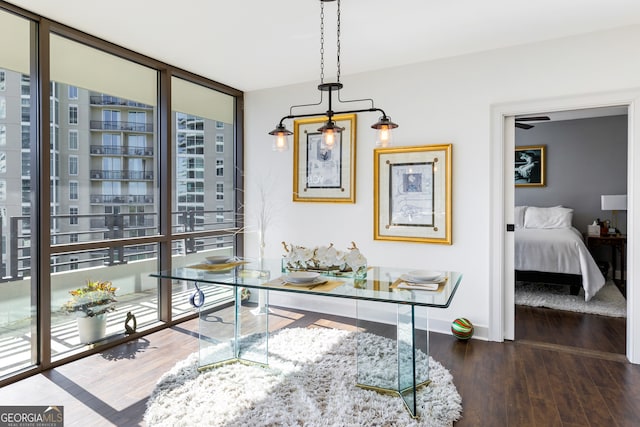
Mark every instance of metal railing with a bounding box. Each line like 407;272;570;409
0;209;239;281
90;170;154;180
89;145;154;156
89;120;154;133
89;96;153;109
90;194;154;204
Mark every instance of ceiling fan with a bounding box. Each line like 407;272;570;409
515;116;550;130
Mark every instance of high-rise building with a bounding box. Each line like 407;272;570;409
0;71;234;277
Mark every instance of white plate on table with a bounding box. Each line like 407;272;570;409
284;272;321;283
205;256;232;264
282;276;328;287
404;270;444;282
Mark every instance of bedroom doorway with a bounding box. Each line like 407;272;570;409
505;105;629;354
491;90;640;364
512;106;629;356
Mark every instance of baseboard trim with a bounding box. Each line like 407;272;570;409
266;292;488;341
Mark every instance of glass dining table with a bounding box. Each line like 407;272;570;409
151;258;462;418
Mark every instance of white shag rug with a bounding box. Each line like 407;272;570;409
515;281;626;317
144;328;462;427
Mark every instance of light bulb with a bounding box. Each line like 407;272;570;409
269;124;292;152
272;132;289;152
375;125;392;147
322;129;337;149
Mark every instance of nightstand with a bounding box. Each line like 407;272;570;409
585;234;627;296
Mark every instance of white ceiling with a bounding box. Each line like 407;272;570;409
6;0;640;92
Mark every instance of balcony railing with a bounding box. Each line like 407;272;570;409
90;145;154;156
90;170;154;180
89;95;153;109
88;217;156;229
90;120;154;133
90;194;154;204
0;266;234;378
1;209;238;281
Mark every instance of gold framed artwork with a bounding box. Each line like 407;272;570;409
374;144;452;244
293;114;356;203
515;145;545;187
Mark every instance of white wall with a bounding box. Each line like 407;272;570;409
243;25;640;339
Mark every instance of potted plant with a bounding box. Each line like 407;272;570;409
61;280;118;344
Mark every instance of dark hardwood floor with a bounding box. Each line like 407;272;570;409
0;304;638;426
516;304;626;355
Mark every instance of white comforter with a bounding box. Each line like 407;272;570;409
514;227;605;301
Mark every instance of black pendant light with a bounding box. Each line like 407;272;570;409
269;0;398;151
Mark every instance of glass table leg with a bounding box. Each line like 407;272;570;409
398;305;430;418
198;282;235;369
197;283;270;370
355;301;398;390
397;304;417;416
236;287;269;365
355;302;430;418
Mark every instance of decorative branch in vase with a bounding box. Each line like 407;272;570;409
234;171;279;265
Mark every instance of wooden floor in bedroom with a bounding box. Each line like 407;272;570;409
0;304;638;427
515;304;627;355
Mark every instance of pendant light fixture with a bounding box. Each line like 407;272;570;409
269;0;398;152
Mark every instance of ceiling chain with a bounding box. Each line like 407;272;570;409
270;0;397;150
336;0;341;83
320;0;341;84
320;1;325;84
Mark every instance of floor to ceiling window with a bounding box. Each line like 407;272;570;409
48;33;162;360
170;77;237;317
0;6;36;379
0;2;243;384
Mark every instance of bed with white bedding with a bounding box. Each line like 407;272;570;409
514;206;606;301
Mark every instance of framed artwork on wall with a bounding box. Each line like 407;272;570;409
293;114;357;203
515;145;545;187
374;144;452;244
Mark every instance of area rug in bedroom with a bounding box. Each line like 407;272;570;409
144;327;462;427
515;281;626;317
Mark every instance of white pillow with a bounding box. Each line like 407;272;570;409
514;206;527;229
524;206;573;229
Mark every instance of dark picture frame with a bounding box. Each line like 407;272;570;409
515;145;545;187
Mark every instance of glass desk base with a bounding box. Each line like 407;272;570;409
198;287;270;370
196;285;432;418
152;262;461;419
355;303;431;417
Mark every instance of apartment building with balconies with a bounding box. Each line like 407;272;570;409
0;71;234;278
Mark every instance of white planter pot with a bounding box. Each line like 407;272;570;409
77;313;107;344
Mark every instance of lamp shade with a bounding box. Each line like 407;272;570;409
317;120;345;150
601;194;627;211
372;116;398;147
269;124;292;152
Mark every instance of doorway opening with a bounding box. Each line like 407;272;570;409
512;106;628;355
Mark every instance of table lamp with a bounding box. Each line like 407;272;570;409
601;194;627;234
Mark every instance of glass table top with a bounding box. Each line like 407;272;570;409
151;258;462;308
